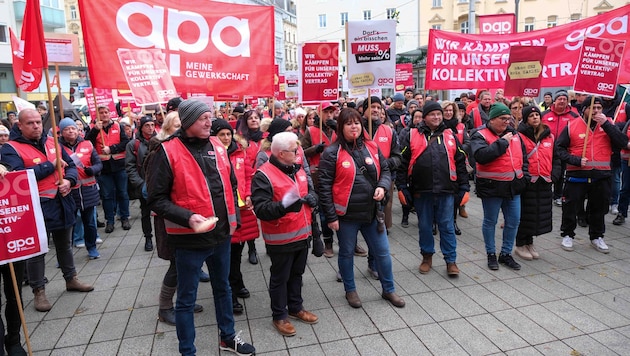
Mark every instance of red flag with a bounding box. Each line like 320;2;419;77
11;0;47;92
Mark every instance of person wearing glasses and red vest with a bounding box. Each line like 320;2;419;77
556;96;628;254
146;100;255;356
85;105;130;233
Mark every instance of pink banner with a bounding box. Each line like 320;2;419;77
426;5;630;90
395;64;414;92
573;37;625;98
478;13;516;35
301;42;339;102
117;48;177;105
84;88;117;119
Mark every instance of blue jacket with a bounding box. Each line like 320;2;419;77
0;126;77;231
60;136;103;210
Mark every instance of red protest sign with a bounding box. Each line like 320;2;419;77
84;88;117;119
117;48;178;105
573;37;625;98
300;42;339;102
0;170;48;264
395;64;414;92
504;46;547;97
278;75;286;100
478;14;516;35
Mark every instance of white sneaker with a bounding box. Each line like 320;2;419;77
96;238;103;244
554;198;563;207
561;237;574;251
74;242;85;248
610;204;619;215
591;237;609;254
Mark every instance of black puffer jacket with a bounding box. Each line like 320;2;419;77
318;137;391;224
146;130;240;250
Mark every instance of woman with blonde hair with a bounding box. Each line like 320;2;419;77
156;111;181;141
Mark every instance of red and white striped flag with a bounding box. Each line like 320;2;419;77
10;0;47;91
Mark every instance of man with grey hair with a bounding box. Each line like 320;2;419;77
251;131;319;337
146;100;255;356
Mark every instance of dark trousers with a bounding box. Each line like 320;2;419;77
139;197;153;238
268;247;308;320
229;242;246;292
28;227;76;290
0;261;25;351
561;178;610;240
163;260;177;288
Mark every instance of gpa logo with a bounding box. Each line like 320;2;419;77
157;89;176;98
378;137;388;142
597;82;614;91
377;77;394;86
481;21;512;34
523;88;539;96
323;88;338;97
543;142;552;148
7;237;36;254
565;15;628;51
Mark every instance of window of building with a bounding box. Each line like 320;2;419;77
363;10;371;20
0;24;7;43
458;0;468;3
341;39;346;52
547;15;557;28
386;8;397;19
41;0;50;6
318;14;327;28
524;17;535;32
570;13;581;21
52;0;59;7
432;0;442;7
460;21;469;34
70;5;77;19
341;12;348;26
432;24;442;30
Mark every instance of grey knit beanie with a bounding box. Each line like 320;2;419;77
178;100;211;130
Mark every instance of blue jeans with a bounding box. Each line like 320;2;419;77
73;208;98;250
175;238;234;356
337;219;395;293
619;161;630;217
481;196;521;255
610;165;622;205
97;170;129;224
414;193;457;263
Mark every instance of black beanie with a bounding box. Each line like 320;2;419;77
422;101;443;116
522;105;541;121
178;100;211;130
211;119;233;136
362;96;382;113
166;97;182;112
266;118;292;141
581;96;603;116
139;115;154;129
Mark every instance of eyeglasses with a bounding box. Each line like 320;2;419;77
282;148;298;154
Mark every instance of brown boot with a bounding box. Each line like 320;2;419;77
323;241;334;258
459;205;468;218
33;287;52;312
419;253;433;274
66;276;94;292
447;262;460;277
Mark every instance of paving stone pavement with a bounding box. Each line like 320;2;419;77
20;192;630;355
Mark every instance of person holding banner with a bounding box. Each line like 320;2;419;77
58;118;103;260
556;96;628;254
146;100;255;356
1;109;94;313
85;105;131;233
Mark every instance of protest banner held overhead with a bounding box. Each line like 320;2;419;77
117;48;178;105
346;20;397;89
504;46;547;97
84;88;117;119
300;42;339;103
426;4;630;90
573;37;625;98
395;64;414;92
78;0;275;97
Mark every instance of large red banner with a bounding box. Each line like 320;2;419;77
78;0;274;97
573;37;625;98
0;170;48;264
10;0;47;92
426;5;630;90
478;13;516;35
300;42;339;102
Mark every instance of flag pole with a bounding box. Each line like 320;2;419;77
368;94;373;138
582;95;596;159
44;67;64;184
9;263;33;356
91;90;107;148
55;63;64;119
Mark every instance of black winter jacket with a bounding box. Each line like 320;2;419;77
59;136;103;211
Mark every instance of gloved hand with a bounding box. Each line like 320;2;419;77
302;193;318;208
397;187;413;208
285;199;303;213
315;143;325;153
84;167;94;176
325;119;337;131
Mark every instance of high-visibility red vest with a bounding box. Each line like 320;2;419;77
621;121;630;160
307;126;336;169
475;128;524;181
408;128;457;181
8;137;59;199
370;124;393;158
332;140;380;215
62;140;97;187
161;137;237;235
95;122;125;161
472;108;484;129
616;105;627;124
257;162;312;245
541;106;580;138
520;133;554;182
454;122;466;144
566;118;612;171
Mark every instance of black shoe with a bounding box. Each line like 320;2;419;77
97;220;106;228
613;214;625;225
487;253;499;270
498;253;521;270
454;222;461;235
5;343;27;356
577;217;588;227
105;224;114;233
121;219;131;230
194;304;203;313
233;299;244;314
236;287;250;299
432;223;437;235
401;216;409;228
220;332;255;356
248;250;258;265
144;237;153;251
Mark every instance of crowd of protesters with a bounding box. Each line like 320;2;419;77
1;84;629;356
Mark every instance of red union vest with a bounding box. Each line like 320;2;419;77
162;136;237;235
8;137;59;199
408;128;457;181
615;105;627;124
454;122;466;144
520;133;554;182
369;124;393;158
257;162;312;245
332;140;380;215
307;126;336;169
621;121;630;160
95;122;125;161
62;140;97;188
566;118;612;171
476;128;524;181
